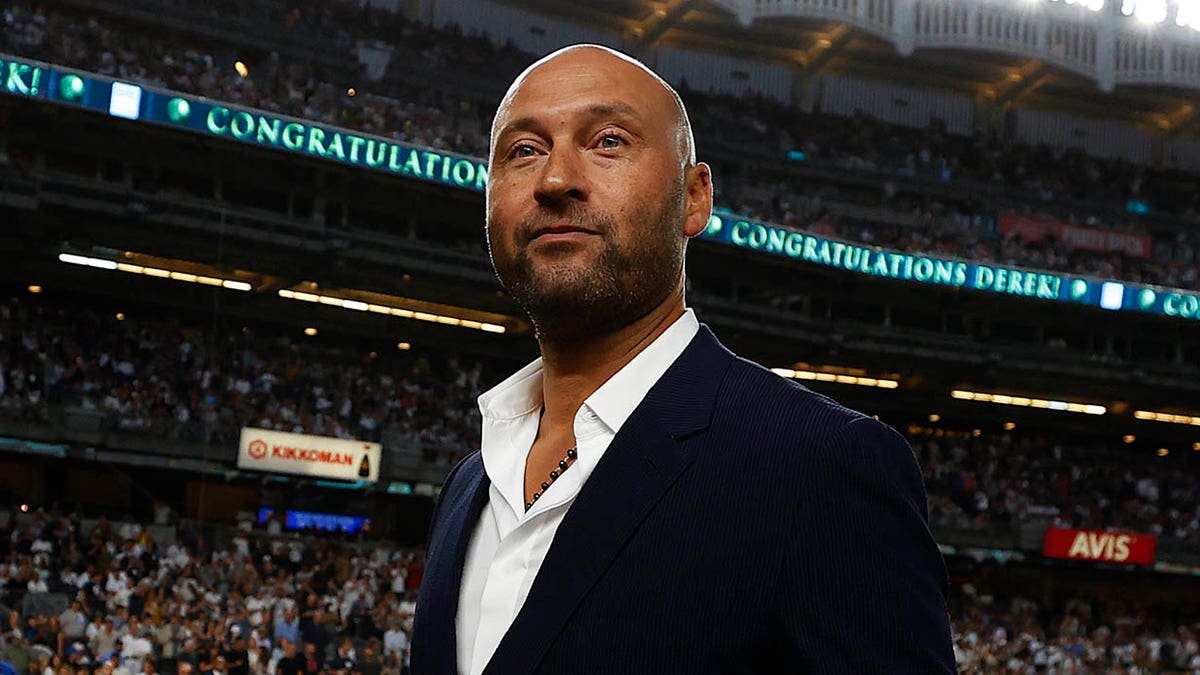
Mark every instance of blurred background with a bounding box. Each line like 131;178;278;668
0;0;1198;671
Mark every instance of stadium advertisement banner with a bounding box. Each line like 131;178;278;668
999;214;1152;259
1042;527;1156;566
3;52;1198;323
237;428;381;483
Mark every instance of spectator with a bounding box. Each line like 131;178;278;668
273;640;302;675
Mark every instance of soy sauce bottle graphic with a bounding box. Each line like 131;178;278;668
358;453;371;478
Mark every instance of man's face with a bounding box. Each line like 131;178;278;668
486;47;707;340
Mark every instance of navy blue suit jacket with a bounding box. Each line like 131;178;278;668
412;325;956;674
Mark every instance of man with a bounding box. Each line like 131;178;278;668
411;44;955;674
272;640;303;675
120;628;154;674
352;642;383;675
221;632;248;675
271;609;300;647
59;600;87;641
202;654;226;675
381;622;408;670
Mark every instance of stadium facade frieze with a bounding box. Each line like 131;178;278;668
3;52;1197;323
724;0;1200;93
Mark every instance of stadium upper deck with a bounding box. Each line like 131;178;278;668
2;2;1197;307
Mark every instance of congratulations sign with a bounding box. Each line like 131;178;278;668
699;210;1077;303
0;54;487;192
237;428;381;483
196;105;486;189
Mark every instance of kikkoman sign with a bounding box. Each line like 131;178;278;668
237;428;381;483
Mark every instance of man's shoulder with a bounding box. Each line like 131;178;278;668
717;353;873;438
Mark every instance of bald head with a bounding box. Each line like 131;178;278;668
491;44;696;168
483;42;714;344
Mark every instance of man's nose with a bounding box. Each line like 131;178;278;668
534;144;588;207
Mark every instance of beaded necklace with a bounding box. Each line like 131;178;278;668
524;446;578;512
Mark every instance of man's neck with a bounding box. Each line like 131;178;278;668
536;290;686;429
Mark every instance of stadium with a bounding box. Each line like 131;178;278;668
0;0;1198;671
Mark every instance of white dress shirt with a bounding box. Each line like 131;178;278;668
455;309;700;675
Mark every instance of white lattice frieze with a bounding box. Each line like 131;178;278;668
736;0;1200;91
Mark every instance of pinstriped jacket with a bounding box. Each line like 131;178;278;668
412;325;956;674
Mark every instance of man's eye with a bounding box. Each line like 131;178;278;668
511;144;537;158
598;134;624;150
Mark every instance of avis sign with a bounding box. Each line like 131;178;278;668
1042;527;1156;566
237;428;381;483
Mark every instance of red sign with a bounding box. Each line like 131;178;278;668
999;214;1152;259
1043;527;1157;566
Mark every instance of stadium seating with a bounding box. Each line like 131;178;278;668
0;507;421;675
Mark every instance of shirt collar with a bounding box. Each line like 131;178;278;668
476;308;700;434
582;309;699;435
476;355;543;421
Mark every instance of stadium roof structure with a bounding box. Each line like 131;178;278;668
502;0;1200;138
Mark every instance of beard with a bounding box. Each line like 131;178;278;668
488;185;686;343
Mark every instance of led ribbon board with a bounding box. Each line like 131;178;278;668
3;53;1197;322
697;210;1200;319
0;54;487;191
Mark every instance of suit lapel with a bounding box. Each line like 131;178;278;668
418;453;491;675
481;326;733;675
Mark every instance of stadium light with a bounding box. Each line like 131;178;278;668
771;368;900;389
1123;0;1169;22
951;389;1106;415
1050;0;1105;11
1133;410;1200;426
57;253;253;291
277;289;507;334
1179;0;1200;28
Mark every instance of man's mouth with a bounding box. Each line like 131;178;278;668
529;224;599;241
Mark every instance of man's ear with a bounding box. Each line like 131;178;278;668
682;162;713;238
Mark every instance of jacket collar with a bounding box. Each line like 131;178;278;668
414;452;490;675
417;324;733;675
484;324;731;674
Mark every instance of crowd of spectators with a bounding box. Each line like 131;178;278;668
1;502;1199;675
0;295;490;467
2;1;1198;290
951;578;1200;672
0;506;421;675
917;429;1200;551
3;292;1198;551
